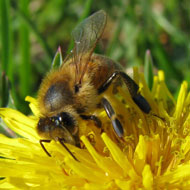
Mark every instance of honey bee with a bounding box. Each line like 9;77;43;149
37;10;151;160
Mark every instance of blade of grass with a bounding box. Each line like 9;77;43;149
153;10;188;43
105;18;124;57
51;46;63;69
0;120;17;138
67;0;93;54
0;72;9;107
19;0;31;98
106;4;127;57
11;3;54;60
144;50;153;90
0;0;12;79
0;0;19;109
153;39;183;81
0;72;16;109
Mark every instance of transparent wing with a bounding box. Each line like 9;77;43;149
72;10;107;85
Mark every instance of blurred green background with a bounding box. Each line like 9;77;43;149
0;0;190;114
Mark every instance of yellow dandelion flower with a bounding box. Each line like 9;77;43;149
0;68;190;190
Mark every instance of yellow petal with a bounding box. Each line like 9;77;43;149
81;135;123;179
64;157;109;184
25;96;40;116
142;164;153;190
0;108;38;140
174;81;188;120
101;133;137;179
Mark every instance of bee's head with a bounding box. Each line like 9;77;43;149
37;112;79;145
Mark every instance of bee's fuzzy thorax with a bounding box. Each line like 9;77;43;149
73;72;100;113
37;62;100;117
37;65;75;116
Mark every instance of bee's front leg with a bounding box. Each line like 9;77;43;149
80;114;102;128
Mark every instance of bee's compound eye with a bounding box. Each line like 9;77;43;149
38;118;46;129
58;112;77;135
38;118;44;126
37;117;53;133
59;112;75;127
58;116;62;122
54;119;60;126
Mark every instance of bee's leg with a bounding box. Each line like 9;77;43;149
80;114;102;128
98;71;151;114
101;97;124;137
39;139;52;157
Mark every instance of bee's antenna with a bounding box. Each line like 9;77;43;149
40;139;79;161
39;139;52;157
58;138;79;162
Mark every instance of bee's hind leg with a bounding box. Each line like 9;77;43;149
98;71;151;114
101;97;124;137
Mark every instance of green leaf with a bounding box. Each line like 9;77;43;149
144;50;154;90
